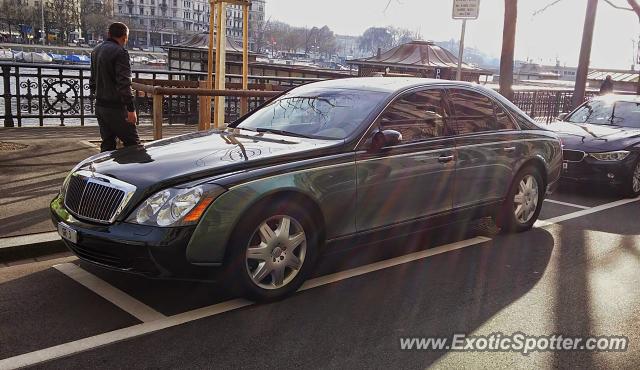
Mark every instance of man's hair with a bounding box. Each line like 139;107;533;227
108;22;128;38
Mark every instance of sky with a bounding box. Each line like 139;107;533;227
266;0;638;70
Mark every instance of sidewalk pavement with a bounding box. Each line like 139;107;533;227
0;125;196;261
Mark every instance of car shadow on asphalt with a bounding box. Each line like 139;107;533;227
54;223;556;369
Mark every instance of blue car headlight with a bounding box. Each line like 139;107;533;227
589;151;630;161
127;184;226;227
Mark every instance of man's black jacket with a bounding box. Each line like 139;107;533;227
90;39;135;112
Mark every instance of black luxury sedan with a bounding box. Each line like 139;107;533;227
51;78;562;301
547;94;640;197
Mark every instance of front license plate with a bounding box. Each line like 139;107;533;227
57;222;78;244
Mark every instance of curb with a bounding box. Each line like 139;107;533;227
0;232;68;263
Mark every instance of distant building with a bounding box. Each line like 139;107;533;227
166;32;353;81
513;61;577;82
112;0;265;48
347;40;489;83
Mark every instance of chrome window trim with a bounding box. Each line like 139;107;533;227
354;83;523;151
63;170;137;224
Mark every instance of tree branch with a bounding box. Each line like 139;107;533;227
533;0;564;16
626;0;640;20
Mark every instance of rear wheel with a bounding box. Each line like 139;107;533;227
495;166;545;233
226;200;318;302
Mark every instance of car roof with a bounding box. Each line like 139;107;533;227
297;77;481;94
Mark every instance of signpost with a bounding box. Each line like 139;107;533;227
452;0;480;80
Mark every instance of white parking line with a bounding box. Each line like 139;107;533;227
544;198;590;210
0;232;60;249
53;263;166;323
535;197;640;228
300;236;491;290
2;196;638;369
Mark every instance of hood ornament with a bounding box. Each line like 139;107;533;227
89;163;97;177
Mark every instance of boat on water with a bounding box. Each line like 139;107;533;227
13;51;53;63
48;53;67;64
0;48;14;61
64;54;90;64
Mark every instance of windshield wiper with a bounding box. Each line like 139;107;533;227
255;128;312;138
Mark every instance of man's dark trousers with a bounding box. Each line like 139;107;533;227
96;105;140;152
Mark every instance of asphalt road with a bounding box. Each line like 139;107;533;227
0;183;639;369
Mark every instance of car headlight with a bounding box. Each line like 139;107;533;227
127;184;226;227
589;151;630;161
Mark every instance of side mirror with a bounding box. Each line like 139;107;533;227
557;113;568;121
370;129;402;151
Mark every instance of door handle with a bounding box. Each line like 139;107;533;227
438;154;455;163
503;146;517;153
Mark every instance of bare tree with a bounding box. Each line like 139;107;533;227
535;0;640;98
47;0;81;44
0;0;20;41
500;0;517;100
358;27;394;55
81;0;113;41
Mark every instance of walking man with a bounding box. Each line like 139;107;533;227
90;22;140;152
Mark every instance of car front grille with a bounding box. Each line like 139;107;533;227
563;150;586;162
63;170;136;224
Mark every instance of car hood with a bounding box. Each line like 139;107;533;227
81;129;341;190
546;120;640;151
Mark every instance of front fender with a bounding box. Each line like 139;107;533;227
185;159;357;265
520;132;563;187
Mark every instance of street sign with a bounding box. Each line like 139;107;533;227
452;0;480;20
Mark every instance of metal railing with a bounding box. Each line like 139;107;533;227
1;61;608;128
511;88;598;123
1;62;323;127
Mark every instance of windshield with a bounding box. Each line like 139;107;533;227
235;88;388;140
567;99;640;128
611;101;640;128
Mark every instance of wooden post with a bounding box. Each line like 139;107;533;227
572;0;598;109
205;0;215;130
215;1;227;128
499;0;517;101
214;1;224;128
153;93;163;140
241;3;249;115
198;80;211;131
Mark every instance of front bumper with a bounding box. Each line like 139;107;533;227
560;153;638;187
50;195;216;280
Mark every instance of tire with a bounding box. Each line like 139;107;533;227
620;159;640;198
225;199;319;302
494;166;545;233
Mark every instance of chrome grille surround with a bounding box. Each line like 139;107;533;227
63;170;137;224
562;149;586;163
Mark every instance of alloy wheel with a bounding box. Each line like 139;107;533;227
245;215;307;290
513;174;539;224
633;162;640;194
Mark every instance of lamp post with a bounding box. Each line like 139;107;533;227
41;0;45;45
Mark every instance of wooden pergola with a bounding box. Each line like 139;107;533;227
205;0;252;129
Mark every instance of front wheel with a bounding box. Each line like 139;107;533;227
620;159;640;198
494;166;545;233
226;201;318;302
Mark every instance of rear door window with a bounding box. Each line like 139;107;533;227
449;89;514;134
379;89;452;143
